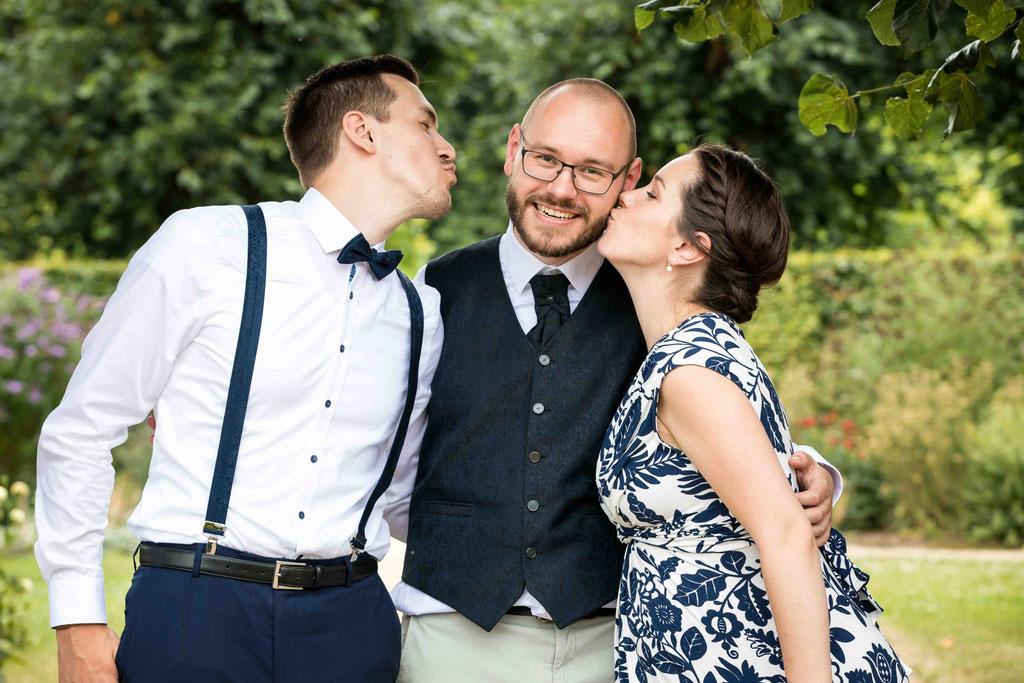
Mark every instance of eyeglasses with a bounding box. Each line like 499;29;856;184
519;137;632;195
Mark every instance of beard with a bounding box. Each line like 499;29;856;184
505;180;608;259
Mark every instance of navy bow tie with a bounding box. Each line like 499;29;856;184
337;234;403;280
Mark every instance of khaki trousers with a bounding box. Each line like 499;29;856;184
398;612;615;683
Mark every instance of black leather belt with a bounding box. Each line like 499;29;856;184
506;606;615;620
138;543;377;590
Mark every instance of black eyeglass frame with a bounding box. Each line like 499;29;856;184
518;137;633;196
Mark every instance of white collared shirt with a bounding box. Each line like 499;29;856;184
390;223;841;621
35;188;443;628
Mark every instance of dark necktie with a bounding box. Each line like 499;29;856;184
337;233;403;280
527;272;570;348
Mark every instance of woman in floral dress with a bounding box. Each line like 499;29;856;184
595;145;909;682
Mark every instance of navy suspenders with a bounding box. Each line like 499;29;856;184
203;205;267;540
201;204;424;561
349;269;423;557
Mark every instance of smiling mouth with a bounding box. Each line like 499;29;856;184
534;202;580;221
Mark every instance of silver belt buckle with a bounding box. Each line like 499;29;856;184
272;560;306;590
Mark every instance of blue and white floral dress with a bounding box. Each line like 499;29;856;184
596;313;909;683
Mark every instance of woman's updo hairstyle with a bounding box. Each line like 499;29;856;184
675;144;790;324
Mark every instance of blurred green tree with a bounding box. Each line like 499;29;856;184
1;0;1020;260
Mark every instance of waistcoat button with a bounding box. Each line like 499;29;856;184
529;451;541;463
525;547;537;559
527;499;539;512
532;403;544;415
538;354;550;366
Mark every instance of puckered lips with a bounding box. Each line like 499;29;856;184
532;200;582;226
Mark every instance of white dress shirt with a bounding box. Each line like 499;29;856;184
390;223;842;621
35;188;443;628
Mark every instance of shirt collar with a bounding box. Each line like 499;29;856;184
499;221;605;296
296;187;386;254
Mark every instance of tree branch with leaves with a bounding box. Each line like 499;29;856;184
634;0;1023;139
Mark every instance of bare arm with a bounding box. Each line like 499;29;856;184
657;366;831;682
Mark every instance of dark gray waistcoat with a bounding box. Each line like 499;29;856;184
402;236;647;630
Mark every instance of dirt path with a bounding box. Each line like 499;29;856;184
847;543;1024;563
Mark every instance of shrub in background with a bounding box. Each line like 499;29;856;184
959;379;1024;546
0;476;33;676
861;360;995;535
0;267;105;479
789;411;891;532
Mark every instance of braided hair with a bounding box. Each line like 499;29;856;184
676;144;790;324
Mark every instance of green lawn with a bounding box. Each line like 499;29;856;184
1;550;1021;681
853;555;1024;682
1;549;135;682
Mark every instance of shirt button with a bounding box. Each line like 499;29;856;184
527;499;539;512
310;455;318;463
349;292;354;300
298;511;305;520
532;403;544;415
525;547;537;559
325;399;332;408
538;354;550;366
339;345;346;353
529;451;541;463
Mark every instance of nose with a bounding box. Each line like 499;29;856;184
546;166;578;199
437;132;456;164
618;189;636;208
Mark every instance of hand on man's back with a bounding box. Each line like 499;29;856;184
790;450;835;546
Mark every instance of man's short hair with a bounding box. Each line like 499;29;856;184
283;54;419;189
522;79;637;160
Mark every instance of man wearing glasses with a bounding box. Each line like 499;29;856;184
386;79;840;681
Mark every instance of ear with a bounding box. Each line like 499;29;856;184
670;231;711;267
341;110;377;155
621;157;643;192
503;124;522;177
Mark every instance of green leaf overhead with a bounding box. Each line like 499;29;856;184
892;0;953;55
953;0;996;13
885;96;933;140
721;0;779;55
925;39;995;95
635;7;656;31
798;73;858;135
780;0;815;24
867;0;902;46
673;8;725;43
885;72;934;139
964;0;1016;42
932;72;986;135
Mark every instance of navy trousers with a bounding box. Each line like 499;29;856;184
114;544;400;682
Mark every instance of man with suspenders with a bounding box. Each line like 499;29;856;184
35;54;454;682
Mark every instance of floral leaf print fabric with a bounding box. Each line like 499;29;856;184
597;313;909;682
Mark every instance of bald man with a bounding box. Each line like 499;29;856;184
385;80;841;681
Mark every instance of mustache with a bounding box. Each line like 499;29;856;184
525;193;589;219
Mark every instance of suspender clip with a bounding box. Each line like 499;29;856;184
349;534;366;563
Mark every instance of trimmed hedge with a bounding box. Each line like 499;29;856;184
3;248;1022;544
747;247;1024;544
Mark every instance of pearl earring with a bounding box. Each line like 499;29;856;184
666;264;673;272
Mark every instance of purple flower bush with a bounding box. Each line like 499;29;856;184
0;267;107;479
